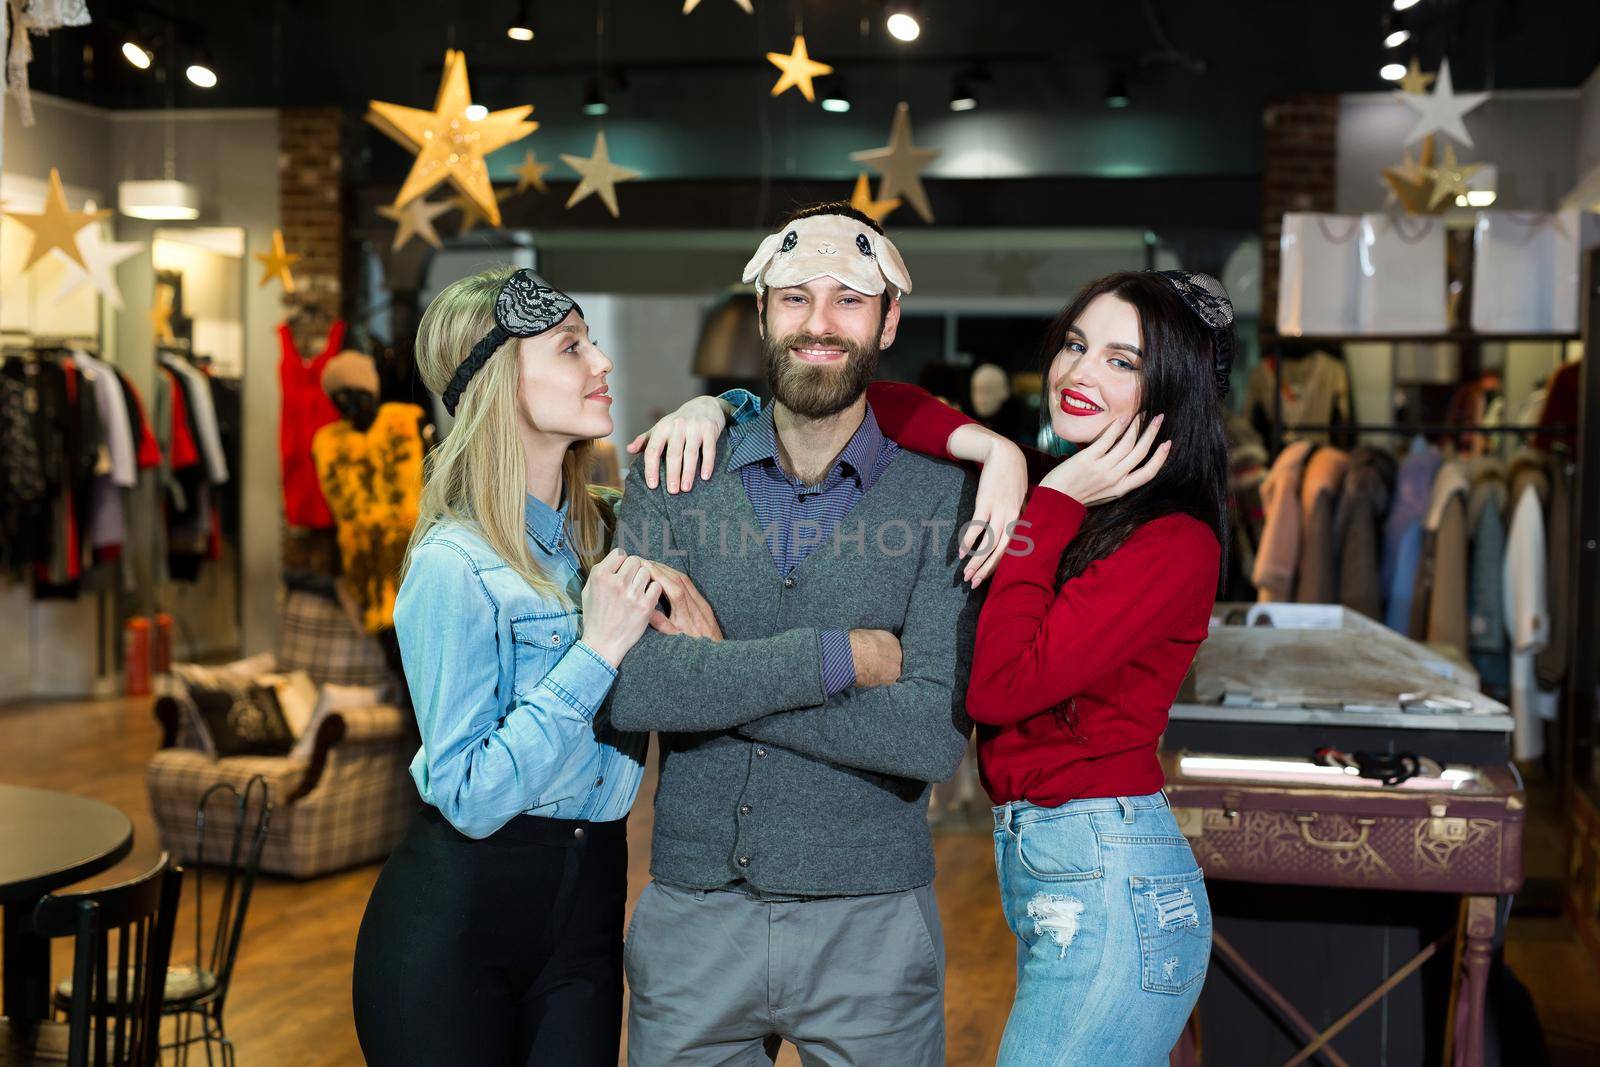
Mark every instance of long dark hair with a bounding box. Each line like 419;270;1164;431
1047;272;1230;591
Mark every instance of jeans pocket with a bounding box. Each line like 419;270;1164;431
1013;815;1103;883
1129;868;1211;995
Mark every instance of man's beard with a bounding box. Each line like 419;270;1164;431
763;330;880;419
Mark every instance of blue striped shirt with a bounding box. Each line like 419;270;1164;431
727;403;901;695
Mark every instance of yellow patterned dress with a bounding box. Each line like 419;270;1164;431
311;403;425;633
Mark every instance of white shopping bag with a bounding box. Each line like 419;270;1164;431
1278;213;1362;336
1358;214;1448;334
1471;210;1583;333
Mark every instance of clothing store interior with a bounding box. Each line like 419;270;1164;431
1;1;1600;1065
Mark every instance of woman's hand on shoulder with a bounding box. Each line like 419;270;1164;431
948;425;1029;588
1038;414;1169;507
625;395;729;495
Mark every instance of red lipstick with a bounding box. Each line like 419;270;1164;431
1060;388;1104;416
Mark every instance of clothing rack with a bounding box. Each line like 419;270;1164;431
1283;423;1573;436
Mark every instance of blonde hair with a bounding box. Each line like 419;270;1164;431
405;265;609;605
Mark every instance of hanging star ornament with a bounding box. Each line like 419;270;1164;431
3;168;111;271
1395;58;1488;149
254;229;301;292
560;131;642;219
849;172;901;225
766;35;832;102
512;149;552;194
1381;135;1446;216
850;102;940;224
453;188;516;234
377;196;453;251
366;49;538;227
683;0;752;12
52;201;142;309
1397;57;1436;96
149;283;176;343
1423;142;1484;210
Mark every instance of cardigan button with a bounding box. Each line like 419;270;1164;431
740;804;752;815
783;575;796;589
755;747;767;758
737;855;750;867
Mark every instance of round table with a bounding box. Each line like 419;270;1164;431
0;785;133;1028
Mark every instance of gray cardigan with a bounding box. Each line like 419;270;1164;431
607;416;981;897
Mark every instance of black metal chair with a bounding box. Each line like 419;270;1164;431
0;853;183;1067
158;776;273;1067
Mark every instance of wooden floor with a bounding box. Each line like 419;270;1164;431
2;695;1598;1066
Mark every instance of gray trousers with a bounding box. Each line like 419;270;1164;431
624;880;947;1066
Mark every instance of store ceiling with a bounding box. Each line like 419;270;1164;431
26;0;1600;185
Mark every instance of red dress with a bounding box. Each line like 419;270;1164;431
867;380;1220;806
278;319;347;528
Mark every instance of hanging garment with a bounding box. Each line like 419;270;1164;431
114;369;163;470
279;319;348;528
74;352;136;553
1383;440;1443;631
1252;441;1315;602
311;403;425;634
1333;447;1396;621
1503;474;1550;763
160;355;229;485
1466;458;1510;693
1225;416;1270;601
1245;352;1352;445
1295;446;1349;604
1536;453;1575;715
0;358;53;570
1533;361;1579;452
1411;458;1471;651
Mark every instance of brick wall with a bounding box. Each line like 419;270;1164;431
278;107;342;320
1260;94;1339;335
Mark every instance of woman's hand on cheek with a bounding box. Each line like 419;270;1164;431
1038;414;1169;506
625;396;728;494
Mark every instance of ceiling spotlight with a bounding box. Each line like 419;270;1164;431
507;1;534;41
819;77;851;113
185;48;217;88
1105;69;1131;109
582;79;608;117
1380;62;1407;81
1393;0;1421;10
1383;13;1411;48
122;41;152;70
949;76;977;112
886;4;921;43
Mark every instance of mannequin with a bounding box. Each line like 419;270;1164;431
311;351;430;640
969;362;1032;445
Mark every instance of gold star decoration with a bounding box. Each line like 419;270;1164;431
766;35;832;103
512;149;552;194
1397;57;1436;96
683;0;752;12
377;196;454;251
453;188;516;234
849;172;901;225
254;228;301;292
560;131;642;219
149;282;176;343
53;200;143;309
850;102;940;223
366;49;538;227
3;168;111;271
1381;135;1445;216
1423;142;1484;210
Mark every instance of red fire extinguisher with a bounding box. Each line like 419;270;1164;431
152;613;174;675
124;617;152;697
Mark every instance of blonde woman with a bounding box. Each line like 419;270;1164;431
351;267;746;1066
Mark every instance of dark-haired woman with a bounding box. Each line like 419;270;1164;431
865;270;1231;1064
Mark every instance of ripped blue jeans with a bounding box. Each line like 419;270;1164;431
992;792;1211;1067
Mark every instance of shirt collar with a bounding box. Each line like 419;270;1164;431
524;493;569;553
727;402;890;490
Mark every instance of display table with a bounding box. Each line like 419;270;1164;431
0;785;134;1029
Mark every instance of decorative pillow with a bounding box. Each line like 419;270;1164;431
253;670;319;738
289;681;392;763
175;666;295;758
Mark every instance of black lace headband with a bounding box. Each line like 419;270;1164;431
441;269;584;417
1149;269;1235;400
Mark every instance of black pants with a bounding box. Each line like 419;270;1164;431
352;805;628;1066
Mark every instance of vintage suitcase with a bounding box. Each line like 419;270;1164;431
1164;752;1524;896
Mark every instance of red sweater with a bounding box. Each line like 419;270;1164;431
868;381;1220;806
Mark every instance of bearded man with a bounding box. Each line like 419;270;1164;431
606;203;982;1066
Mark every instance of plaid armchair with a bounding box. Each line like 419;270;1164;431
146;589;419;879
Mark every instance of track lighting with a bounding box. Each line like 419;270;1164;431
507;1;534;41
122;41;152;69
886;3;921;43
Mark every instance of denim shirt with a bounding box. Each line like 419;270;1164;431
395;494;646;837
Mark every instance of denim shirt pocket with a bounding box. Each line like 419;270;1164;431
509;610;581;698
1129;867;1212;995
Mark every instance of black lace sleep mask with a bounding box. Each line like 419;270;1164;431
1149;269;1235;400
441;269;583;417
